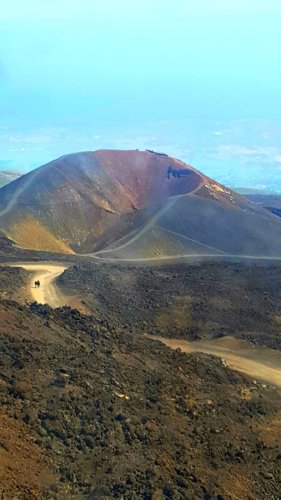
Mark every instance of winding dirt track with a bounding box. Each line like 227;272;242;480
17;264;69;308
6;261;281;389
93;196;180;256
92;180;205;258
146;335;281;389
89;253;281;263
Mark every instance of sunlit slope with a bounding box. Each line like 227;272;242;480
0;149;281;257
0;150;202;253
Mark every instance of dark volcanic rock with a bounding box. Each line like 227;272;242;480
59;260;281;349
0;265;29;302
0;299;280;498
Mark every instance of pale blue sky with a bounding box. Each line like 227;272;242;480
0;1;281;190
1;0;281;122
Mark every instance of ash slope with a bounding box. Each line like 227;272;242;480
246;193;281;218
0;149;281;257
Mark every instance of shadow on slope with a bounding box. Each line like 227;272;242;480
94;193;281;259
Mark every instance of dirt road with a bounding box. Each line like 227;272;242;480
92;183;205;258
15;263;69;308
89;253;281;264
93;196;180;256
146;335;281;389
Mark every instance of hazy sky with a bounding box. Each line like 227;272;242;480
1;0;281;123
1;1;281;190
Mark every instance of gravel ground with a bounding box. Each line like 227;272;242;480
58;260;281;350
0;300;280;498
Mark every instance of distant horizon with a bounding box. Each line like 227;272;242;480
1;1;281;192
1;116;281;193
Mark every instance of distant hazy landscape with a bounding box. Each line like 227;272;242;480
1;118;281;192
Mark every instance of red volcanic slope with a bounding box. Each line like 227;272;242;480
93;150;202;209
0;149;281;257
0;150;204;253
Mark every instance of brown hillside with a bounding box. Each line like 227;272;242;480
0;296;280;498
0;149;281;257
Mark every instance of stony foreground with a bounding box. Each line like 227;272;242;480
59;260;281;350
0;289;280;498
